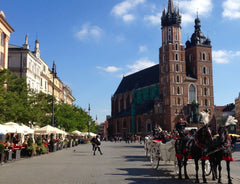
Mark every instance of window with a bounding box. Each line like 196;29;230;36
168;28;171;41
204;77;207;85
203;67;206;74
176;64;179;72
177;87;180;95
137;118;141;133
123;119;127;128
177;98;181;105
189;54;193;62
0;52;4;67
189;84;196;103
1;32;5;46
205;99;208;106
176;75;180;83
203;53;206;61
176;54;178;61
204;88;208;96
116;120;120;132
175;44;178;50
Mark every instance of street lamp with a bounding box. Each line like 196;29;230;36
88;104;91;136
51;61;57;127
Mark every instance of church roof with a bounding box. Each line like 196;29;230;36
114;64;159;95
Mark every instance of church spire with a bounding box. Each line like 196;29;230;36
161;0;181;27
168;0;174;13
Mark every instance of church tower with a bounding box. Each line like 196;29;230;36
159;0;185;130
185;15;214;120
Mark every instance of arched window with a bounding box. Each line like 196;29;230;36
205;99;208;106
175;44;178;50
168;28;171;41
189;84;196;103
176;64;179;72
177;98;181;105
204;77;207;85
203;53;206;61
116;120;120;132
203;67;206;74
189;54;193;62
176;75;180;83
204;88;208;96
137;117;141;133
176;54;178;61
123;119;127;128
177;87;180;95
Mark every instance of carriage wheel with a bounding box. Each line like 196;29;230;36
174;157;179;174
150;148;160;169
205;160;211;176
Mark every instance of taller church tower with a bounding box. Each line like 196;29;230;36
159;0;214;131
159;0;185;130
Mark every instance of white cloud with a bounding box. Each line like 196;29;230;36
213;50;240;64
126;57;156;75
139;45;148;53
111;0;146;22
96;66;122;73
179;0;213;25
222;0;240;19
143;13;161;25
75;23;103;41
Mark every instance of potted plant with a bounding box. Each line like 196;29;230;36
26;137;36;156
0;143;5;163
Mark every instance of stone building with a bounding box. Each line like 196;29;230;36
110;0;215;138
8;35;75;105
0;11;14;70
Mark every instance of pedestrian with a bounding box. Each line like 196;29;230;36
93;135;103;155
90;136;96;151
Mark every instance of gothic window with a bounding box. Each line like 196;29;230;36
189;54;193;62
168;28;171;41
176;75;180;83
123;119;127;128
177;87;180;95
137;117;142;133
176;64;179;72
116;120;120;132
176;54;178;61
204;77;207;85
205;99;208;106
177;98;181;105
204;88;208;96
175;44;178;50
203;53;206;61
203;66;207;74
189;84;196;103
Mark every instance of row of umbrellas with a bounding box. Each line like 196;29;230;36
0;122;97;137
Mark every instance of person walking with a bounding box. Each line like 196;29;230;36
90;136;96;151
93;135;103;155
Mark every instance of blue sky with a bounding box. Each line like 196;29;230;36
2;0;240;123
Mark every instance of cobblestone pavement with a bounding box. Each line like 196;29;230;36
0;142;239;184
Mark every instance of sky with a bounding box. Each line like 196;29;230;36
1;0;240;124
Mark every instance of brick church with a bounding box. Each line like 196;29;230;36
109;0;215;138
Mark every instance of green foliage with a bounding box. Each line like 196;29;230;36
36;136;42;146
0;143;5;154
0;69;98;133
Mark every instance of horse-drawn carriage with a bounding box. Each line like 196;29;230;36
144;112;236;184
144;136;177;170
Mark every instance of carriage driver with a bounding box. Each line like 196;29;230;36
175;118;188;137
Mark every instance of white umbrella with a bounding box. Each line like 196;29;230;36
72;130;81;136
34;125;57;135
3;122;25;134
21;124;34;135
0;124;8;134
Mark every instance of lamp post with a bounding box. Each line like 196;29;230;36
51;61;57;127
88;104;91;136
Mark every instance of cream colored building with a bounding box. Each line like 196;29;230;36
0;11;14;69
8;36;75;105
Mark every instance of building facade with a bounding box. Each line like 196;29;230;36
110;0;215;138
0;11;14;70
8;35;75;105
